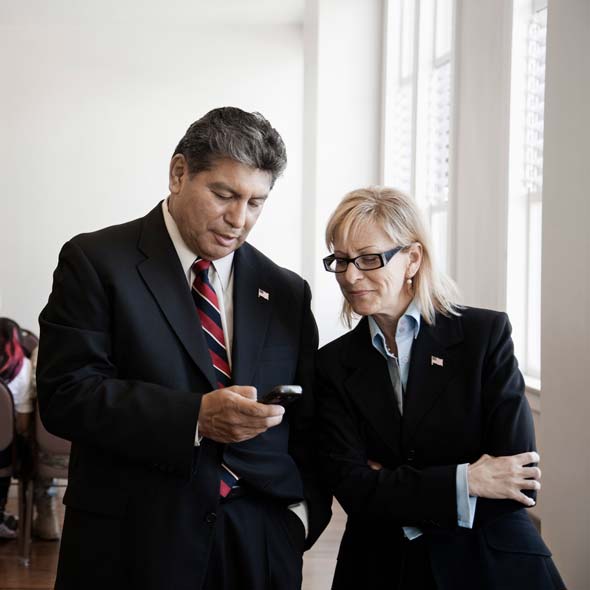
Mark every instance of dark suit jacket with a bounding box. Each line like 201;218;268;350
37;203;331;590
316;308;564;590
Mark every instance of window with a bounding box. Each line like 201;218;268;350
383;0;416;196
507;0;547;382
383;0;455;272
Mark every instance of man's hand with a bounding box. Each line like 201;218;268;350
468;451;541;506
198;386;285;443
367;459;383;471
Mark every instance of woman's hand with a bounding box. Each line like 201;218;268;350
468;452;541;506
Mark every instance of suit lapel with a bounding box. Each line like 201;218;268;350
402;314;463;443
231;244;272;386
136;203;217;390
343;319;402;454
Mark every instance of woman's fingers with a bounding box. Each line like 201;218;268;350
514;491;536;507
468;452;542;499
519;478;541;491
513;451;540;465
521;466;542;480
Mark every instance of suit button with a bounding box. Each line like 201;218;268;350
407;449;416;463
205;512;217;525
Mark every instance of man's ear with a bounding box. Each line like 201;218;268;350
169;154;188;194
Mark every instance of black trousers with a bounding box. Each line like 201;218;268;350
203;490;306;590
56;487;306;590
397;535;438;590
332;529;438;590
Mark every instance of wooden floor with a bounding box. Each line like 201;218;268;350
0;483;345;590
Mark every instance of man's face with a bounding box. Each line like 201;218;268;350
168;156;272;260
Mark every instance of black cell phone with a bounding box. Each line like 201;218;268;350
259;385;302;406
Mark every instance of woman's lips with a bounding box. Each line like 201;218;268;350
346;290;372;298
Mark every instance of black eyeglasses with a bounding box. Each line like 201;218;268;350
323;245;409;273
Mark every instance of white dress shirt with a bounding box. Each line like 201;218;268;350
161;200;309;535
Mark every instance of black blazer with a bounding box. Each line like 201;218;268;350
316;308;564;590
37;203;331;590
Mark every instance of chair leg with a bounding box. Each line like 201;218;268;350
17;477;29;565
23;479;34;563
17;478;26;563
17;478;33;565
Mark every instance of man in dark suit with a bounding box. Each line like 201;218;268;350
37;107;331;590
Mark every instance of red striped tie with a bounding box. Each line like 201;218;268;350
191;259;231;388
192;258;237;497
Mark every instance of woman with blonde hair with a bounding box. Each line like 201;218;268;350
316;187;564;589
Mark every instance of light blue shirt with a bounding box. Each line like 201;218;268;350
368;300;477;539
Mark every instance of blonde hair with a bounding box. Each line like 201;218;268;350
325;186;461;327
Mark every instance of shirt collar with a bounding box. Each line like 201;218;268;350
368;298;422;353
161;199;234;289
403;298;422;337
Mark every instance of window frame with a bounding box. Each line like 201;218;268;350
381;0;457;274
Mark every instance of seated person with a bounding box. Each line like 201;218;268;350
0;318;30;538
0;318;68;540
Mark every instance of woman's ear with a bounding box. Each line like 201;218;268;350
406;242;423;278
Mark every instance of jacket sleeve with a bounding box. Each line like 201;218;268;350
316;353;457;528
37;239;200;475
477;311;537;523
288;281;333;548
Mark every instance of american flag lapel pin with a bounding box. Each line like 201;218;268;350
258;288;270;301
431;355;444;367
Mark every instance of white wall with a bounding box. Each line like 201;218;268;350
303;0;384;345
0;0;402;350
540;1;590;587
0;6;304;333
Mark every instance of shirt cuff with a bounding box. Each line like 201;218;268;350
456;463;477;528
288;500;309;539
403;526;423;540
194;421;203;446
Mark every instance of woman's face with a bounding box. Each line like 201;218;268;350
333;222;421;321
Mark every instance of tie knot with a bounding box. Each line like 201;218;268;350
193;258;212;275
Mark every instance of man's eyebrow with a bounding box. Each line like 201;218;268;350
208;181;239;196
208;181;269;200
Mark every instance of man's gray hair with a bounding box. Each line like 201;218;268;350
173;107;287;188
